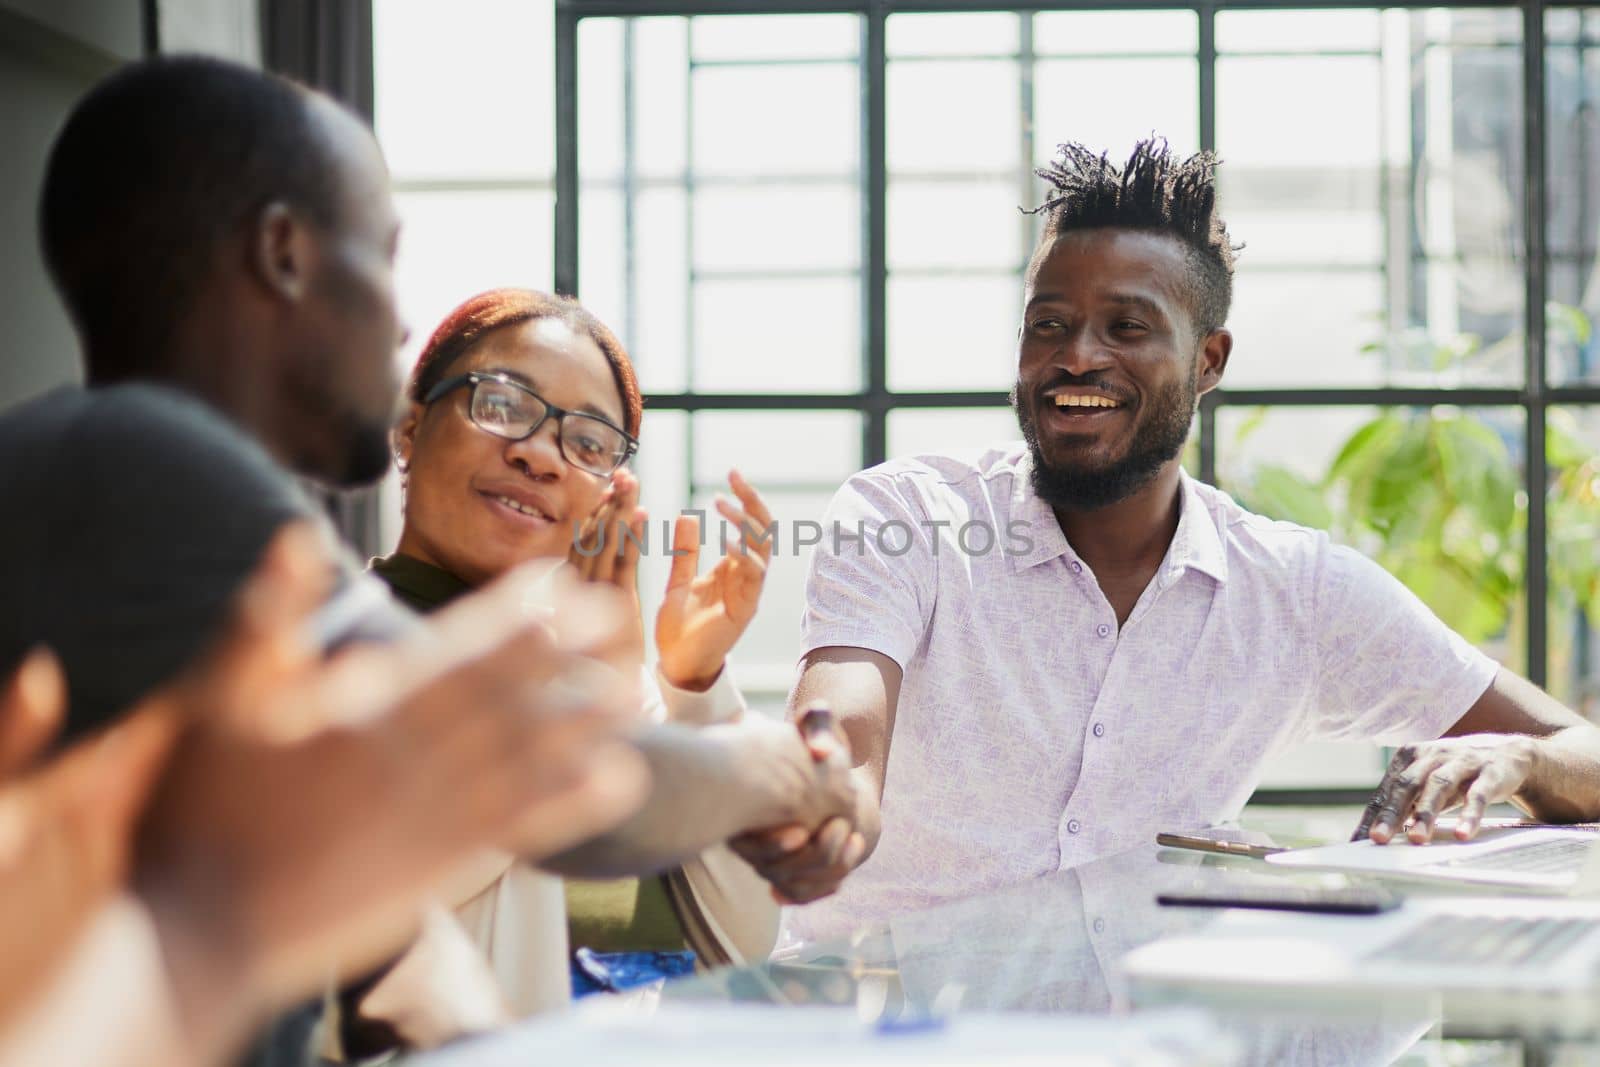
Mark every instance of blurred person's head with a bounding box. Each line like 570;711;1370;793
39;55;405;486
1012;136;1235;512
393;289;643;588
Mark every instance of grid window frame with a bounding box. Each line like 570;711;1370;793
550;2;1600;798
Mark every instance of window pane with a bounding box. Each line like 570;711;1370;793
577;17;691;183
889;180;1024;272
1224;271;1386;388
888;274;1018;393
1547;9;1600;384
888;13;1019;58
577;18;625;180
1425;9;1522;47
695;185;858;273
888;408;1017;459
692;64;858;178
634;409;689;525
888;59;1020;175
1216;12;1524;388
1033;10;1198;55
636;18;690;179
374;0;553;179
1216;10;1381;53
692;412;861;487
690;14;857;62
1223;205;1383;269
1034;57;1199;160
1548;406;1600;716
578;185;628;356
578;187;689;395
692;278;860;393
1219;56;1383;168
393;191;553;374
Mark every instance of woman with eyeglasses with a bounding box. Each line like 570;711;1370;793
340;288;788;1054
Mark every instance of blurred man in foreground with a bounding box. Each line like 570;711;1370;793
0;525;649;1066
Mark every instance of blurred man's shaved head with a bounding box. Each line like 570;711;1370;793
38;55;405;487
39;55;345;380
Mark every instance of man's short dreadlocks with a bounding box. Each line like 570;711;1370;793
1026;137;1238;338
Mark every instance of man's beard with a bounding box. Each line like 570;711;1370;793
1014;375;1195;512
286;366;397;487
331;413;395;486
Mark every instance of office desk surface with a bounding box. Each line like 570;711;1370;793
422;809;1595;1067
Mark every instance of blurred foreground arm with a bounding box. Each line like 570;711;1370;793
0;523;651;1066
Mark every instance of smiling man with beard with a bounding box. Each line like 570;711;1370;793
772;137;1600;945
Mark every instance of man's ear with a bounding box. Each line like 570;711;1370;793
249;201;316;303
393;401;424;473
1195;328;1232;397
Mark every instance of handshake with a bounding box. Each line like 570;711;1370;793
0;521;872;1064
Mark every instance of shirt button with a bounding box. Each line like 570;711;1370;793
1093;918;1107;934
1092;722;1105;738
1070;561;1083;574
1067;819;1082;834
1096;623;1111;638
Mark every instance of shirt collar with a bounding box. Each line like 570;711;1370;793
1165;471;1229;586
1007;456;1229;586
1007;451;1074;572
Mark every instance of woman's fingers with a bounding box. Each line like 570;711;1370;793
570;480;622;579
666;513;701;590
714;497;771;562
617;506;646;589
571;513;600;579
592;470;640;584
727;470;773;540
575;504;618;582
591;507;620;583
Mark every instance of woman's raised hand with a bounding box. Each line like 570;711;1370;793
655;470;774;692
568;468;647;665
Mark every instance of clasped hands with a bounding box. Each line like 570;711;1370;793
728;706;875;906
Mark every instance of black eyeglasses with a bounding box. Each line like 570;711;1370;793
424;371;639;478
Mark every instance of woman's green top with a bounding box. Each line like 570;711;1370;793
368;552;688;953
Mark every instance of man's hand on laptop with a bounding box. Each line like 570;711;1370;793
729;707;875;905
1354;735;1539;844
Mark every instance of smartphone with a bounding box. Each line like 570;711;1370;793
1157;884;1401;916
1156;828;1288;860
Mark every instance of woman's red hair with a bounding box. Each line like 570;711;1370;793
409;288;643;438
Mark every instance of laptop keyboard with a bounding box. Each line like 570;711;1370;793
1435;837;1592;876
1365;915;1589;967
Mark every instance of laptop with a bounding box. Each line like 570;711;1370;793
1263;824;1600;892
1120;837;1600;1032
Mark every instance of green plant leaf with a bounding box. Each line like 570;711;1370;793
1548;301;1593;346
1246;466;1334;529
1329;413;1406;510
1434;412;1517;535
1365;418;1435;530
